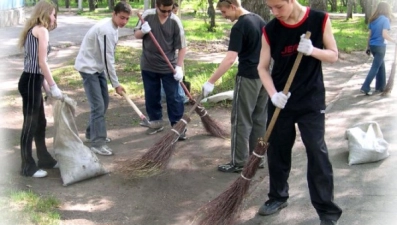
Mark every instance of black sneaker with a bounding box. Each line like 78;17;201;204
146;126;164;135
218;163;243;173
178;128;187;141
320;220;338;225
258;199;288;216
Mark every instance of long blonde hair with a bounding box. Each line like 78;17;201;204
369;1;392;23
18;0;57;49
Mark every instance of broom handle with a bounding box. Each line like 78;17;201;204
121;91;149;121
137;13;195;101
263;31;311;142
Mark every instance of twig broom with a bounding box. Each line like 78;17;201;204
381;44;397;96
137;13;229;139
196;32;311;225
116;98;202;178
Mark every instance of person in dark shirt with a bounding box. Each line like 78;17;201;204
202;0;268;173
257;0;342;224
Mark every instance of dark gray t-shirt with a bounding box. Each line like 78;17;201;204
135;9;186;73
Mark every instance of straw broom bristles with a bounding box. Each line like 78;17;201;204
381;44;397;96
116;115;190;178
194;104;229;139
197;141;268;225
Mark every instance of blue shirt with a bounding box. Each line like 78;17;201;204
369;15;391;46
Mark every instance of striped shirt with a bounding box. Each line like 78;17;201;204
23;29;40;74
135;9;186;73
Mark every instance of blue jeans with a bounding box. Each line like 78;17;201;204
142;70;184;126
361;45;386;92
160;81;188;103
80;71;109;147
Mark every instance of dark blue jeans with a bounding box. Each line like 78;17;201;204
141;70;184;126
361;45;386;92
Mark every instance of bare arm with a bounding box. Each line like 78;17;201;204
176;47;186;67
34;26;56;86
310;17;338;63
257;35;277;97
382;29;396;43
367;30;372;48
134;29;145;39
207;51;238;84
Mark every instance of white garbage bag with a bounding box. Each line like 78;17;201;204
345;121;389;165
201;90;234;103
53;95;108;186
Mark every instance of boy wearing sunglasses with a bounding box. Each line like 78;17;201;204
134;0;187;139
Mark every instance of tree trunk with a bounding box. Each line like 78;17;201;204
207;0;216;31
108;0;115;10
309;0;327;11
364;0;377;24
52;0;59;11
65;0;70;8
346;0;353;19
241;0;271;21
328;0;337;12
151;0;155;8
89;0;95;11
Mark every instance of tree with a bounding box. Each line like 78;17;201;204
207;0;216;31
89;0;95;11
241;0;271;21
328;0;338;12
309;0;327;11
65;0;70;8
346;0;353;19
108;0;115;10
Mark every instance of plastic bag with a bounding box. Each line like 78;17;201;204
345;121;389;165
53;95;108;186
201;90;234;103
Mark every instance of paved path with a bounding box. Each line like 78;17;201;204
0;12;397;225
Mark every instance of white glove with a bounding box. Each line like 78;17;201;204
297;34;313;56
271;91;291;109
50;84;63;100
202;81;214;97
141;21;151;34
173;66;183;81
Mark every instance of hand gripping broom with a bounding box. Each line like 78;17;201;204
137;13;229;139
196;32;311;225
381;44;397;96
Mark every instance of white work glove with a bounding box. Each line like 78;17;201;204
141;21;151;34
297;34;313;56
202;81;214;97
50;84;63;100
173;66;183;81
271;91;291;109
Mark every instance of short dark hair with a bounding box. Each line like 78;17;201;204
156;0;173;7
173;3;179;8
114;1;132;14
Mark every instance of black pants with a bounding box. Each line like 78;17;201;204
266;107;342;221
18;72;56;176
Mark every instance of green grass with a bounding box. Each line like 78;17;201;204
3;190;61;225
332;17;368;52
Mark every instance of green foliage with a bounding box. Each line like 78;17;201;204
332;17;368;52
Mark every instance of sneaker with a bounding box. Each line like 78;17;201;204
320;220;338;225
32;169;48;178
360;90;372;96
258;199;288;216
178;128;187;141
91;145;113;156
146;126;164;135
218;162;244;173
139;120;150;127
85;137;112;143
258;159;265;169
53;162;59;169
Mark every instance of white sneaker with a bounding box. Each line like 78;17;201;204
32;169;48;178
91;145;113;156
84;137;112;143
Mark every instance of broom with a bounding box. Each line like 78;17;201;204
196;32;311;225
116;97;202;178
381;44;397;96
137;13;229;139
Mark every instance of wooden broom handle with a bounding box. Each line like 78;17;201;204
263;31;311;142
137;13;195;101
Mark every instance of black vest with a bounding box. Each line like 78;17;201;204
264;8;327;112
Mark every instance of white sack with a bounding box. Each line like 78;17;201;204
201;90;234;103
53;95;108;186
345;121;389;165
